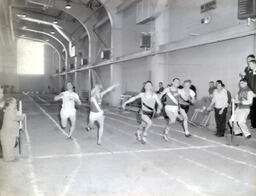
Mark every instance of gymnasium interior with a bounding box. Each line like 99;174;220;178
0;0;256;195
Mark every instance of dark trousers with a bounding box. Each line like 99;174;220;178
180;104;190;113
0;109;3;157
214;107;227;136
250;97;256;128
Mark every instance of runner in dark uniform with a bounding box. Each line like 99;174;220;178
122;81;162;144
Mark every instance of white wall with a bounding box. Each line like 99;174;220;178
153;35;254;98
156;0;248;45
19;45;58;92
121;57;150;92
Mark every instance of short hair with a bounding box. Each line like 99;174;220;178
216;80;224;87
184;80;192;84
159;82;163;84
247;54;255;59
240;78;248;83
249;60;256;64
172;78;180;82
209;81;214;83
145;80;152;85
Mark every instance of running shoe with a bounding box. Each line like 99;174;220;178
163;134;169;141
135;131;142;141
141;136;147;144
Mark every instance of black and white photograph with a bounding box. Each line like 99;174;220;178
0;0;256;195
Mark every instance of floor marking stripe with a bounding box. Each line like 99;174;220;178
104;119;206;195
30;96;256;193
105;112;256;190
106;112;256;170
29;96;82;196
25;96;44;196
179;155;256;190
106;115;189;146
106;110;256;156
32;145;218;159
35;95;48;104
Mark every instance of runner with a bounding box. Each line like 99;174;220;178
160;78;191;141
122;81;162;144
86;83;119;145
54;82;81;139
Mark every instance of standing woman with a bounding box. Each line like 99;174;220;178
207;80;228;137
87;83;119;145
0;98;24;161
122;81;162;144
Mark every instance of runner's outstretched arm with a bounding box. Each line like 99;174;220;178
101;84;119;97
122;94;141;110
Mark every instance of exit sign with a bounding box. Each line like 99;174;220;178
201;0;217;13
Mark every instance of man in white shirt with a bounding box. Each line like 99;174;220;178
54;82;81;139
229;79;254;139
208;80;228;137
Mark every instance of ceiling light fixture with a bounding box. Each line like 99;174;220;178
46;39;49;42
65;0;71;9
53;19;58;24
17;13;26;18
50;31;55;34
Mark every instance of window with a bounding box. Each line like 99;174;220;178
17;38;45;75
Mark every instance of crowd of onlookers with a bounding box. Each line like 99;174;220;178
0;85;15;94
152;54;256;139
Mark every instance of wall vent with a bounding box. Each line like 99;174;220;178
140;33;151;48
238;0;256;19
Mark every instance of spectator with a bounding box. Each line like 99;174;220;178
141;81;146;92
240;54;255;79
0;98;24;161
208;80;228;137
0;87;5;157
10;85;15;94
229;79;254;139
190;84;197;98
156;82;164;94
0;87;4;128
245;59;256;129
208;81;216;97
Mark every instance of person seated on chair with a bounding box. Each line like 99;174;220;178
229;79;254;139
0;98;24;161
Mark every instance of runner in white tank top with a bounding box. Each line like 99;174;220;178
122;81;162;144
54;82;81;139
86;83;119;145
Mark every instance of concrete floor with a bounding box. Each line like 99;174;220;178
0;94;256;196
